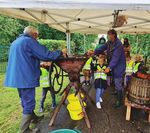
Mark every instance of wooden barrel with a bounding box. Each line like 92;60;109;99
128;77;150;105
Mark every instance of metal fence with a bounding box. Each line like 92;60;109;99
0;45;9;73
0;62;7;73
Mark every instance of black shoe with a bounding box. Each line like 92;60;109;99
23;128;40;133
31;112;44;124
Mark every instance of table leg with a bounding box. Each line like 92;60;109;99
78;92;91;129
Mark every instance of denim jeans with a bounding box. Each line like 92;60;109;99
96;88;104;103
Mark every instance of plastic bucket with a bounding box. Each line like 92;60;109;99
67;93;79;103
67;102;84;120
67;93;86;107
50;129;78;133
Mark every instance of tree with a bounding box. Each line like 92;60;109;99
0;15;97;61
120;34;150;64
38;24;66;40
71;33;97;54
0;15;24;45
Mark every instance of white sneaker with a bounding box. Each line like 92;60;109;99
96;102;101;109
99;97;103;103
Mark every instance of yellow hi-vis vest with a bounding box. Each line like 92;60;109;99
126;60;134;74
133;62;140;73
83;57;93;70
94;65;107;80
40;68;49;87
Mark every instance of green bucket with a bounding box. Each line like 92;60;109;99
49;129;81;133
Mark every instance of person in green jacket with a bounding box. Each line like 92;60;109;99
96;36;106;49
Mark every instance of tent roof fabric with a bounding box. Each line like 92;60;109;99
0;0;150;9
0;0;150;34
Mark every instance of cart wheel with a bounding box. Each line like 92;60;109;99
49;62;64;94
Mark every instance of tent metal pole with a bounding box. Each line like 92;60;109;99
66;22;71;55
83;34;86;53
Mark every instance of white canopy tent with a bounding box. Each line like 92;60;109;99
0;0;150;53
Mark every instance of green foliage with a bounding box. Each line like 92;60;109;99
38;24;66;40
0;16;66;45
0;15;97;61
85;34;97;50
120;34;150;58
0;16;23;45
0;45;9;61
71;33;97;54
38;39;74;51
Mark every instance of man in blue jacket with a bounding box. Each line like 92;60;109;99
5;26;67;133
94;29;126;108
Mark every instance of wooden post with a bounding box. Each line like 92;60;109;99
49;84;71;126
126;105;131;121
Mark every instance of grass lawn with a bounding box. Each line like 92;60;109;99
0;73;69;133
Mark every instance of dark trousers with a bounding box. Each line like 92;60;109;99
18;88;35;114
124;75;132;87
114;77;124;91
40;87;56;108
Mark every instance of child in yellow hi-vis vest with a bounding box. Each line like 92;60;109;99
124;53;134;88
93;53;107;109
83;50;97;85
133;55;144;74
39;62;56;113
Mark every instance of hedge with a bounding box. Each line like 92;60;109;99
38;39;75;52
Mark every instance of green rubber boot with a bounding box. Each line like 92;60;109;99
20;114;39;133
113;91;123;108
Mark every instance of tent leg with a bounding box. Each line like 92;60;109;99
66;32;71;55
83;34;86;53
66;22;71;55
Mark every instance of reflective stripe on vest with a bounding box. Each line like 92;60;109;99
133;62;140;73
40;68;49;87
94;65;107;80
126;60;134;73
83;57;93;70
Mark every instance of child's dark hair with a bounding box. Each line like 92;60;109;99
125;51;131;58
99;52;105;56
99;53;106;61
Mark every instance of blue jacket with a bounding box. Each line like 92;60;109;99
5;34;62;88
95;38;126;78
